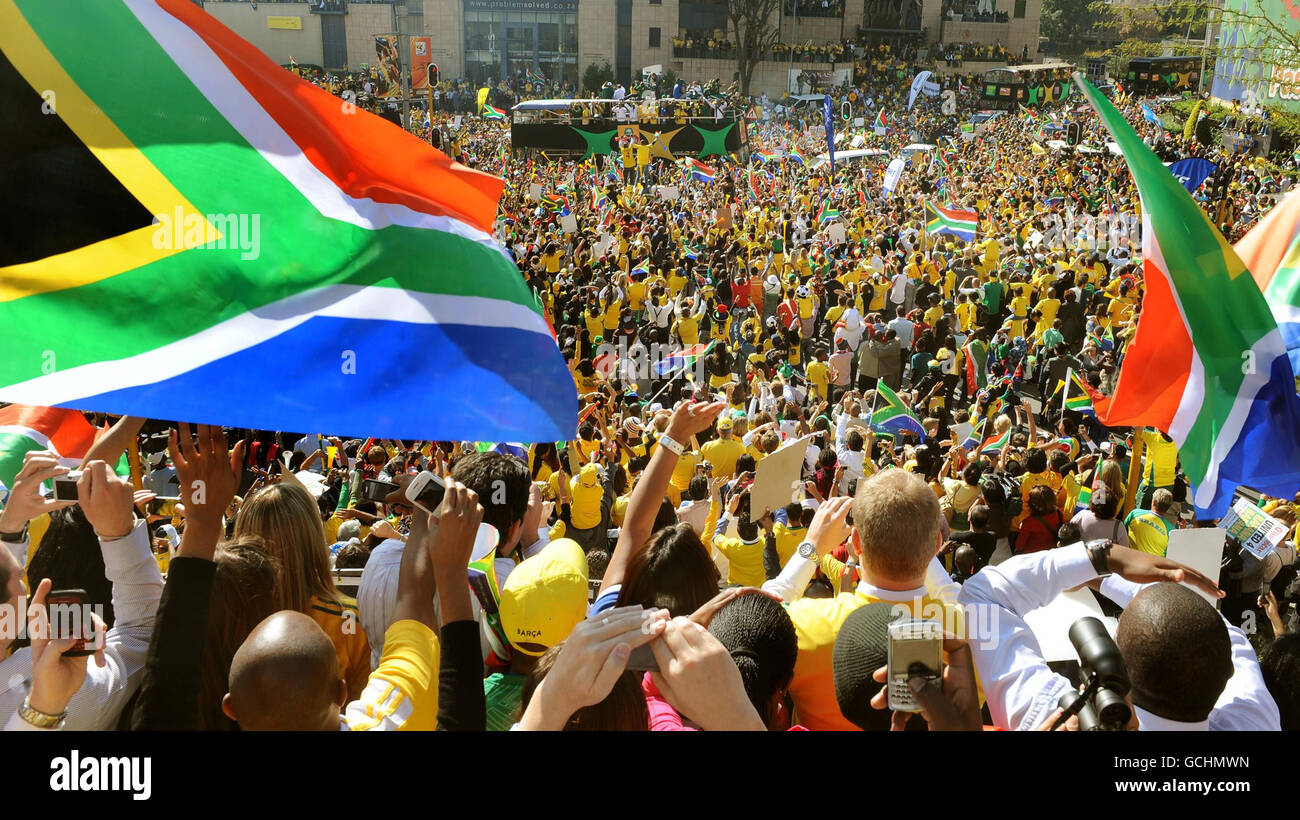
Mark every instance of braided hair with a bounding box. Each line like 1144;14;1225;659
707;593;797;729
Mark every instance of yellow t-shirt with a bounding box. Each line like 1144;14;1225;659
311;593;373;703
713;530;766;586
806;359;829;400
341;620;440;731
669;449;699;491
786;591;965;731
700;436;746;478
569;474;605;530
1141;429;1179;486
955;301;977;332
1126;510;1172;557
773;521;807;568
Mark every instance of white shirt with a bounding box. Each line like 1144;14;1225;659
887;317;915;349
957;543;1282;731
294;435;327;474
356;534;549;670
1;521;161;731
889;272;908;304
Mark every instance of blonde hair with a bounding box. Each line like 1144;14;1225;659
851;470;940;583
233;482;337;613
1096;461;1125;508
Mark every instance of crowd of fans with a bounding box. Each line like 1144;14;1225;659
3;47;1299;734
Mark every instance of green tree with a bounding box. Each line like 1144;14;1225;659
1041;0;1107;54
728;0;782;99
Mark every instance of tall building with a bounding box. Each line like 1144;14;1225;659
200;0;1042;97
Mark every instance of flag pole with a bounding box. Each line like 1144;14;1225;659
645;368;683;406
1063;366;1071;418
1123;427;1146;517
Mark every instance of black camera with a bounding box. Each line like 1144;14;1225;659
1052;617;1131;731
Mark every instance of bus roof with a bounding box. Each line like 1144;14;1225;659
511;99;584;111
982;61;1073;79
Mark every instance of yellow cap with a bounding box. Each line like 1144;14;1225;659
499;538;590;656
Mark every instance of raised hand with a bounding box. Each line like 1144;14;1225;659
0;451;75;534
168;423;244;529
1105;545;1222;599
430;479;485;572
664;399;728;442
807;495;853;557
519;606;670;731
649;617;766;731
76;461;136;540
870;636;982;732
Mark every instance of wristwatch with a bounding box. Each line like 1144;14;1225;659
1085;539;1113;577
0;523;27;543
657;434;685;456
797;540;818;562
19;697;66;730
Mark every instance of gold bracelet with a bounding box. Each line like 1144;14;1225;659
19;696;66;729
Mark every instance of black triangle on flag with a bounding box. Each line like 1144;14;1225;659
0;47;154;268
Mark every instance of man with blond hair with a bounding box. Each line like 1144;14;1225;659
761;469;961;730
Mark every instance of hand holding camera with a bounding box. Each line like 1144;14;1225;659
76;461;136;540
0;451;74;535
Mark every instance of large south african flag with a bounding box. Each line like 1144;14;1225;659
0;0;575;443
1077;74;1300;517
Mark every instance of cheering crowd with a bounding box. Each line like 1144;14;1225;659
3;53;1299;733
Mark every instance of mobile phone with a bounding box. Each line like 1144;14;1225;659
359;478;400;504
404;470;447;515
886;618;943;713
148;497;180;517
52;472;82;501
45;589;94;657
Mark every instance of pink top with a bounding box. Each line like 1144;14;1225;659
641;673;809;731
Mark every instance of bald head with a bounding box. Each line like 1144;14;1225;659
223;611;346;731
1117;583;1232;724
851;469;941;586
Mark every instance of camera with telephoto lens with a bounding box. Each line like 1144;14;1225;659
1052;617;1131;731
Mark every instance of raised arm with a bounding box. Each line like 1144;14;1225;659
132;424;244;731
79;416;146;473
600;399;726;597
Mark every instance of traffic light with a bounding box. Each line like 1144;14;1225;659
1066;121;1081;146
429;63;438;87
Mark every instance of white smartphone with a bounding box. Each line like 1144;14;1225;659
886;618;943;713
404;470;446;516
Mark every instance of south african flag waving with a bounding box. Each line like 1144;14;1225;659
0;0;576;443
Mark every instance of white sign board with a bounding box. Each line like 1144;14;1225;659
528;183;542;201
750;435;812;516
853;117;865;127
560;213;578;233
1166;527;1228;606
656;185;679;202
827;223;846;244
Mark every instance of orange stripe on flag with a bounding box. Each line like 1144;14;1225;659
1093;257;1190;430
157;0;504;233
1234;189;1300;293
